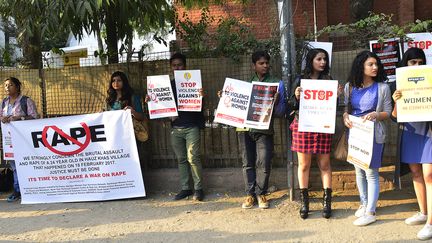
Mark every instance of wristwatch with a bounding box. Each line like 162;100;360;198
20;116;25;121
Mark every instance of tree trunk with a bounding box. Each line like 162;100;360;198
105;4;119;64
94;22;107;65
126;30;134;63
21;28;42;69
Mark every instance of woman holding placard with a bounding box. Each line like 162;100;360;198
105;71;148;172
1;77;39;202
392;48;432;240
106;71;145;121
343;51;392;226
290;48;336;219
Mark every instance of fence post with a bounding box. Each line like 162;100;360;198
38;68;47;118
279;0;297;201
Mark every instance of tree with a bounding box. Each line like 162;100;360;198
177;0;250;9
62;0;173;64
0;0;63;68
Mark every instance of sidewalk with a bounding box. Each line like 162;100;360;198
0;187;423;242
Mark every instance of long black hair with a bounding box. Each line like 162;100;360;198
302;48;330;79
347;50;387;88
399;47;426;67
106;71;134;108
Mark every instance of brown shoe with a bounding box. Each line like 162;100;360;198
257;195;269;209
241;195;256;209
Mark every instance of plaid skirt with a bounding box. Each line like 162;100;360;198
290;118;332;154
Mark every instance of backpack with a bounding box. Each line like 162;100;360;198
0;168;13;192
273;80;290;118
1;96;28;116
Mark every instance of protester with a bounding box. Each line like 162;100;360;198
227;50;279;209
105;71;147;173
391;47;432;240
289;48;341;219
165;53;205;201
105;71;145;120
0;77;38;202
343;51;392;226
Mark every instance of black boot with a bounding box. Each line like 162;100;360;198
299;188;309;219
322;188;332;219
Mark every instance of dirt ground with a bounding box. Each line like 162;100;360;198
0;187;426;243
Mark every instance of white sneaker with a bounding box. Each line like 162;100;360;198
405;212;427;225
417;224;432;240
355;205;366;218
353;214;376;226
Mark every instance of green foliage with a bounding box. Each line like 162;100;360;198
214;17;255;60
313;13;405;49
178;0;250;9
310;12;432;51
176;7;213;57
176;8;280;61
62;0;173;63
407;19;432;33
0;0;65;68
41;31;69;52
0;46;14;66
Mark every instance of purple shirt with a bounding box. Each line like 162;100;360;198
1;95;38;119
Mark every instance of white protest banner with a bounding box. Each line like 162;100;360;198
174;70;202;112
298;79;338;134
9;110;145;204
244;81;279;130
147;75;178;119
1;123;14;160
405;33;432;64
347;115;374;170
214;78;252;128
396;65;432;122
370;38;402;82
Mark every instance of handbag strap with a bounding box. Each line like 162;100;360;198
344;84;353;114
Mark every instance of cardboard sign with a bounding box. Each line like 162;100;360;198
174;70;203;112
396;65;432;122
347;115;374;170
147;75;178;119
370;38;402;82
214;78;278;129
298;79;338;134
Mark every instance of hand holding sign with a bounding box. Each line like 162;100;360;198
174;70;203;112
298;79;338;134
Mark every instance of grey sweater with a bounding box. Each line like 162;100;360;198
344;82;392;144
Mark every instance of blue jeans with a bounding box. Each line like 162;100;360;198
238;132;273;196
9;160;20;193
355;166;379;213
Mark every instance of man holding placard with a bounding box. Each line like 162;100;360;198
236;51;279;209
169;53;205;201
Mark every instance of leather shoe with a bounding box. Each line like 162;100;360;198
193;189;204;201
174;190;193;200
